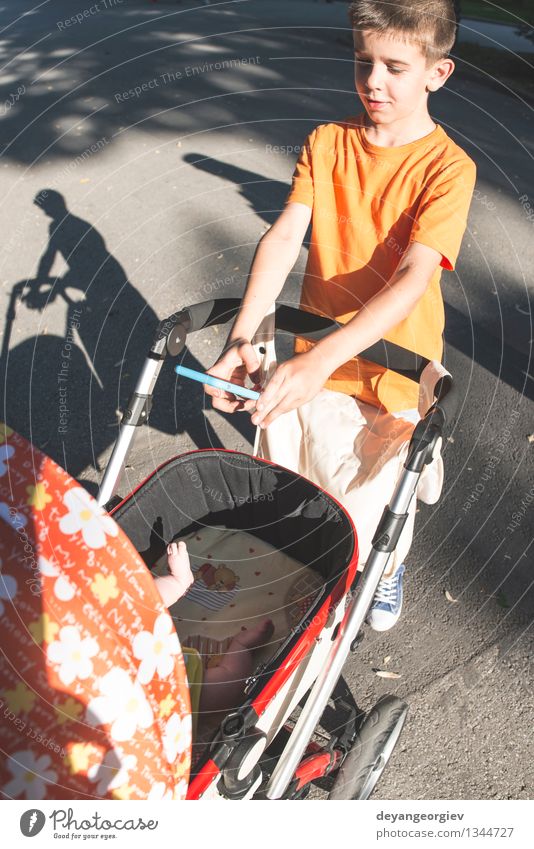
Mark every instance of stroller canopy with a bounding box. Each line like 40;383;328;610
0;426;191;800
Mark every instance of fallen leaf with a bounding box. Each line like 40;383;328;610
445;590;458;603
373;669;401;679
383;655;391;664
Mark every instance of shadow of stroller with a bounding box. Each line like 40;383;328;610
182;153;290;229
1;190;164;480
1;191;255;488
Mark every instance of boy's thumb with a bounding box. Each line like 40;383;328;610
240;342;260;374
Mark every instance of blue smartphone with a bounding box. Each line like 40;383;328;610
175;364;261;401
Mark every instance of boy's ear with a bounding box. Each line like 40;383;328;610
426;57;455;92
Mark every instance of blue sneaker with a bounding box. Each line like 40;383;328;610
367;563;406;632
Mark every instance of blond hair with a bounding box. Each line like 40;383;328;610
349;0;458;63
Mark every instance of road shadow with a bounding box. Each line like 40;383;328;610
183;152;290;229
0;191;256;485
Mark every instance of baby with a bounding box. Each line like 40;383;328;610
155;540;274;715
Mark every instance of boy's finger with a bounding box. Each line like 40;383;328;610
212;395;242;413
203;382;220;398
255;372;284;412
252;385;287;426
239;342;261;381
204;382;242;403
259;396;291;427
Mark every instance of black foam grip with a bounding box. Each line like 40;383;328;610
185;299;241;332
433;375;461;424
176;300;434;385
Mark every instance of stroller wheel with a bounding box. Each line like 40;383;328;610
328;694;408;800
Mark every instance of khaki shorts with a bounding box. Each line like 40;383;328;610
257;390;442;572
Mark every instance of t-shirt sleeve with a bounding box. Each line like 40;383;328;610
285;129;317;208
410;157;477;271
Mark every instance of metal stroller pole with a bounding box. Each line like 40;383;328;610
265;468;421;800
96;356;163;507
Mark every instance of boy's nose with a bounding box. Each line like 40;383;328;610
365;63;385;91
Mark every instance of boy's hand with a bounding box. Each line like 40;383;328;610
251;348;330;428
205;340;262;413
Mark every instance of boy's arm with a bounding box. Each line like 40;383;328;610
251;241;442;428
205;202;312;414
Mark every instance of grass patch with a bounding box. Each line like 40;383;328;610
461;1;534;27
453;41;534;99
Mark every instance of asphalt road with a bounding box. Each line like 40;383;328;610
0;0;533;801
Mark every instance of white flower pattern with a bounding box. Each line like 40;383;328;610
162;712;192;764
59;487;118;549
173;778;188;800
87;747;137;797
0;569;17;617
3;750;58;799
87;668;154;742
148;780;173;800
0;443;15;476
0;502;26;530
38;556;75;601
47;625;98;686
132;612;181;685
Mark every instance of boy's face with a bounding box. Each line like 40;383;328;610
353;29;450;126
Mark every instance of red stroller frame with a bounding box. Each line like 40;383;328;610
98;299;458;800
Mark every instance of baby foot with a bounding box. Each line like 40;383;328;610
234;618;274;651
167;541;194;592
154;541;194;607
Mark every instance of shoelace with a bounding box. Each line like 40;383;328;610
374;573;400;605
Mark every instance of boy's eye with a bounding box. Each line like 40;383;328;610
354;58;404;74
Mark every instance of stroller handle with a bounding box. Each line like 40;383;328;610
161;298;459;424
96;299;458;508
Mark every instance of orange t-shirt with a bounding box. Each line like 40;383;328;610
288;115;476;412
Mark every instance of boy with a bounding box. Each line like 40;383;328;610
204;0;476;630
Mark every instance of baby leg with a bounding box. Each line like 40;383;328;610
199;619;274;715
154;541;194;607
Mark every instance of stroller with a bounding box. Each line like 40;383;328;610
94;298;457;801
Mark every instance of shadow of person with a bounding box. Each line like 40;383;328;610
1;190;256;490
2;190;175;481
